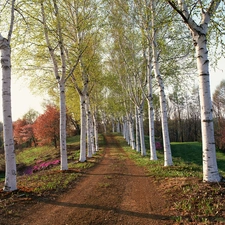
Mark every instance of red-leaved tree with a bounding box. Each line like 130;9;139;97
13;113;37;148
33;105;60;148
13;119;27;146
13;119;36;148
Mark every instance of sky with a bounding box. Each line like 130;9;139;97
0;58;224;122
209;58;225;93
0;75;44;121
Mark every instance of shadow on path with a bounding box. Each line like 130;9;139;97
40;199;172;222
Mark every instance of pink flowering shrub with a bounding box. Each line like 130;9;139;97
22;160;60;175
33;159;60;172
155;141;162;150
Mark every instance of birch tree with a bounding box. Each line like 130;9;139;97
167;0;222;182
106;0;147;155
0;0;17;191
133;0;158;160
145;49;157;160
151;0;173;166
63;0;102;162
16;0;101;163
41;0;68;170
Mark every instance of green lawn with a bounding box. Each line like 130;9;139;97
117;135;225;179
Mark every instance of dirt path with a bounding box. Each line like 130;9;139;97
16;134;173;225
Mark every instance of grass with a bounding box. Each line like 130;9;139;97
0;134;104;190
66;135;80;145
114;134;225;224
118;135;225;179
117;136;204;178
16;145;59;166
1;133;225;223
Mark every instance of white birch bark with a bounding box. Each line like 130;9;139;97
123;117;126;138
79;94;87;162
152;50;172;166
0;35;17;191
93;110;98;152
56;0;68;170
1;0;17;191
137;102;146;156
146;48;157;160
72;6;89;162
86;94;92;158
116;120;120;133
101;111;107;134
59;81;68;170
151;0;172;166
128;113;135;150
123;117;129;143
41;1;68;170
197;35;220;182
125;118;130;145
90;115;95;155
111;117;115;133
71;79;88;162
135;106;140;153
168;0;221;181
86;95;95;156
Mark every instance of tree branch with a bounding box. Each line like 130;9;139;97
207;0;221;17
8;0;16;44
167;1;189;24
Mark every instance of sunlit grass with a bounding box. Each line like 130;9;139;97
16;146;59;166
115;134;225;179
66;135;80;145
113;133;225;223
0;134;104;192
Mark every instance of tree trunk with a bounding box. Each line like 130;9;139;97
137;102;146;156
116;120;120;133
59;81;68;170
135;106;140;153
86;95;92;158
79;94;86;162
93;110;99;152
167;0;221;181
90;116;95;155
41;1;68;170
122;118;125;138
154;63;173;166
194;33;220;182
125;117;130;145
151;0;172;166
146;46;157;160
111;117;115;133
0;36;17;191
128;113;135;150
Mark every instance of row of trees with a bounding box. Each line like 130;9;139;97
10;77;225;150
1;0;225;191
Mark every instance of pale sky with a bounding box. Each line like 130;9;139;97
0;58;224;122
10;78;44;121
210;58;225;93
0;75;44;121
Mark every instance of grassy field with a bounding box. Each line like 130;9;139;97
117;135;225;179
0;135;105;190
1;134;225;184
116;134;225;224
1;133;225;223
